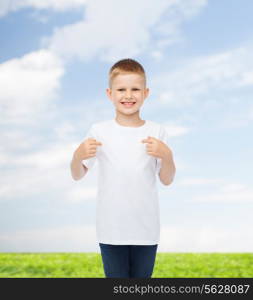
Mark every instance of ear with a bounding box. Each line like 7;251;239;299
106;88;113;100
144;87;149;99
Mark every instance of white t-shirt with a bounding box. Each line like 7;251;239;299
82;119;170;245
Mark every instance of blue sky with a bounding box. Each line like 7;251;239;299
0;0;253;253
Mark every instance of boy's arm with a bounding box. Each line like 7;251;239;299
70;152;88;181
158;151;176;186
142;135;176;186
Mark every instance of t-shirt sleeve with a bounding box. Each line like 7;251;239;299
156;125;170;174
82;125;97;170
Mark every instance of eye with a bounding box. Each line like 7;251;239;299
117;88;125;91
133;88;140;91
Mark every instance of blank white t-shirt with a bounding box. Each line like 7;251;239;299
82;119;170;245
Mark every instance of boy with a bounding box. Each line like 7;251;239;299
70;58;176;278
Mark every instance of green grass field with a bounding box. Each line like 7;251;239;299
0;253;252;278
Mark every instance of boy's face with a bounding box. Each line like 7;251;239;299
106;73;149;116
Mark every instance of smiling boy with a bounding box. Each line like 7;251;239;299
70;58;176;278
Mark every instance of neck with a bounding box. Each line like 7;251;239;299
115;111;145;127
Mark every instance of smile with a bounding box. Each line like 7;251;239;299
121;102;136;107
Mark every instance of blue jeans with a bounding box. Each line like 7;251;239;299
99;243;158;278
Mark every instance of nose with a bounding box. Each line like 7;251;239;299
125;90;133;99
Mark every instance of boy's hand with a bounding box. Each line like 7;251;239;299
141;136;172;160
74;138;102;161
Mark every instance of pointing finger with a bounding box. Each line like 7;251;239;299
91;141;102;146
141;138;153;144
87;139;102;146
148;136;157;140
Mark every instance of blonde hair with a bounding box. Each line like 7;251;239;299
108;58;146;88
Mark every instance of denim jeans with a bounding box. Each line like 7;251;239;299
99;243;158;278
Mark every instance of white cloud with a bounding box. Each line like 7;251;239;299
191;183;253;203
1;224;252;252
65;185;97;203
150;50;164;62
163;124;190;137
179;178;224;186
159;225;253;252
52;121;76;141
0;0;87;17
46;0;207;62
220;183;246;193
240;71;253;85
152;46;253;108
0;225;98;252
220;98;253;128
0;141;98;201
0;49;64;125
